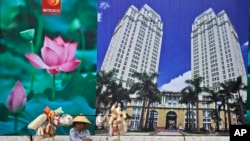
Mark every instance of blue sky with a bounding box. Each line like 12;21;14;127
97;0;249;91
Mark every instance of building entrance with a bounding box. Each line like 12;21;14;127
165;111;177;130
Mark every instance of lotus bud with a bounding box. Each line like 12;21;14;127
7;81;27;113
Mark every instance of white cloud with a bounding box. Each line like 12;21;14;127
98;2;110;23
99;2;110;10
159;71;192;92
243;41;248;46
98;13;102;22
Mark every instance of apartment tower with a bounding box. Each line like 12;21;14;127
101;4;163;88
191;8;247;100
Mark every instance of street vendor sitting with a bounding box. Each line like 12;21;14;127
69;114;92;141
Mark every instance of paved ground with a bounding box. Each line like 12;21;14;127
95;129;230;137
0;135;230;141
95;129;183;136
156;130;183;136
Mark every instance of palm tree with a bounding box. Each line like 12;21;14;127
230;76;247;124
204;88;221;131
129;71;159;130
209;109;221;131
144;83;162;130
96;69;117;112
180;86;196;130
219;81;234;128
218;94;228;131
107;81;131;108
230;99;242;124
230;98;247;125
184;75;204;131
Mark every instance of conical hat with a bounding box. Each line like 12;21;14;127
73;115;91;125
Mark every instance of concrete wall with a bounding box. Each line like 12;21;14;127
0;136;229;141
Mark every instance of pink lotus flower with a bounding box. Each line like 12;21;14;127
7;81;27;113
25;36;81;75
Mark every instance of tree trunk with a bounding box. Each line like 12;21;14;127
139;93;147;130
148;105;154;131
226;99;232;128
237;90;245;124
185;104;189;129
144;100;150;130
223;107;228;131
149;105;155;130
192;105;195;130
215;102;220;131
196;101;200;131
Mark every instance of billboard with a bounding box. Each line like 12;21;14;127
0;0;97;135
97;0;249;135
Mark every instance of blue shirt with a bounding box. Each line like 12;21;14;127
69;128;92;141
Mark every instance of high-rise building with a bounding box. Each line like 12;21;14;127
101;4;163;88
98;6;244;131
191;8;247;100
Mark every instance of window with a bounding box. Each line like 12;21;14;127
132;108;141;115
173;103;176;107
134;100;142;106
202;103;210;108
168;103;172;107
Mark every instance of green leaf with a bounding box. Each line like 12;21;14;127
0;52;32;80
0;52;52;103
27;90;35;101
56;72;96;109
77;0;97;29
0;0;26;29
76;50;97;73
0;103;9;121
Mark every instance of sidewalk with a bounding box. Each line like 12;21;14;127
95;129;182;136
155;130;183;136
0;135;230;141
95;129;157;136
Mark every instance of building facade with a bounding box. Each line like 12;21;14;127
191;8;247;100
125;91;231;131
101;4;163;88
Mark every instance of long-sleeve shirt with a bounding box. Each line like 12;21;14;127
69;128;92;141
